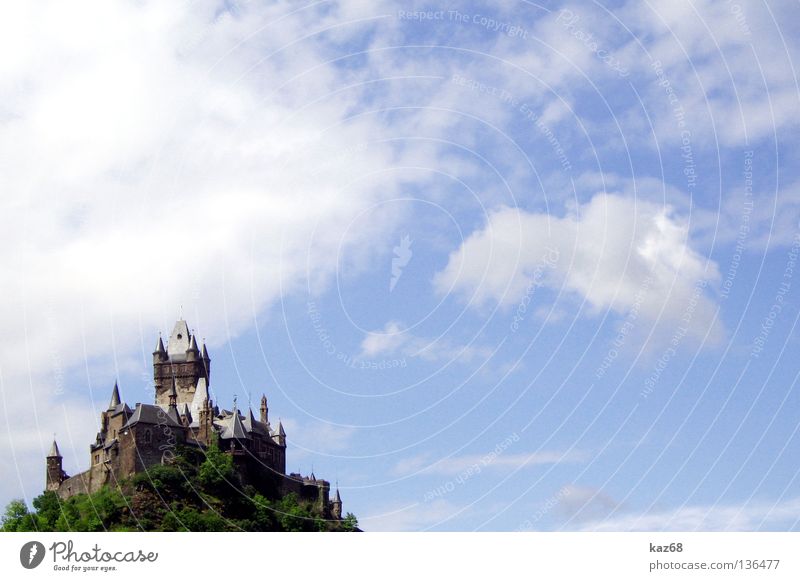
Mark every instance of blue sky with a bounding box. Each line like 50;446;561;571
1;0;800;531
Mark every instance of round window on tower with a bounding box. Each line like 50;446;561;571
177;334;182;339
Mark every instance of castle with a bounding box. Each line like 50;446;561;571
45;319;343;520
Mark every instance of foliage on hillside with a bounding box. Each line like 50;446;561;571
2;442;358;532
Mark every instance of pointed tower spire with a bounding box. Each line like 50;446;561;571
186;334;199;362
201;341;209;360
260;394;268;423
108;381;121;410
169;376;178;408
46;437;66;491
153;334;168;364
331;486;343;519
274;419;286;446
48;438;61;458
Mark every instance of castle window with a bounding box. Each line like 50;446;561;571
144;429;152;444
94;454;99;464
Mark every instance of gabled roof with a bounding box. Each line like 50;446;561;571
123;403;183;429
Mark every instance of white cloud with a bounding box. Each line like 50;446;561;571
0;0;427;506
577;497;800;531
393;450;588;477
555;484;622;524
360;499;457;532
281;418;356;459
434;193;722;344
360;320;493;363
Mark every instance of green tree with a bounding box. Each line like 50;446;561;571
342;512;359;532
1;499;37;531
32;491;61;530
198;439;235;491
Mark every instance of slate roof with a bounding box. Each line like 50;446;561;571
242;409;271;436
48;439;61;458
217;408;249;440
108;382;121;409
108;403;132;417
123;403;184;429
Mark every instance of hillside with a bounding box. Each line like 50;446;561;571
2;442;358;532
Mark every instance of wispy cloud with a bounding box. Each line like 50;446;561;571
393;450;588;477
360;320;493;363
576;497;800;531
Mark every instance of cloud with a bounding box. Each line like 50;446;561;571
0;0;414;506
360;321;493;363
555;485;622;524
576;497;800;531
281;418;356;459
393;449;587;477
360;499;457;532
434;193;723;344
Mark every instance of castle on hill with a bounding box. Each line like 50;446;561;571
45;318;343;520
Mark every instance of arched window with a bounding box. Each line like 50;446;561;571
144;429;152;444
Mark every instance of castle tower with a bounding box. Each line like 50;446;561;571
153;319;210;406
260;394;269;424
197;397;214;446
331;488;343;519
273;420;286;447
46;439;66;492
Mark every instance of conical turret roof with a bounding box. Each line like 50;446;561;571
48;439;61;458
108;381;121;410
